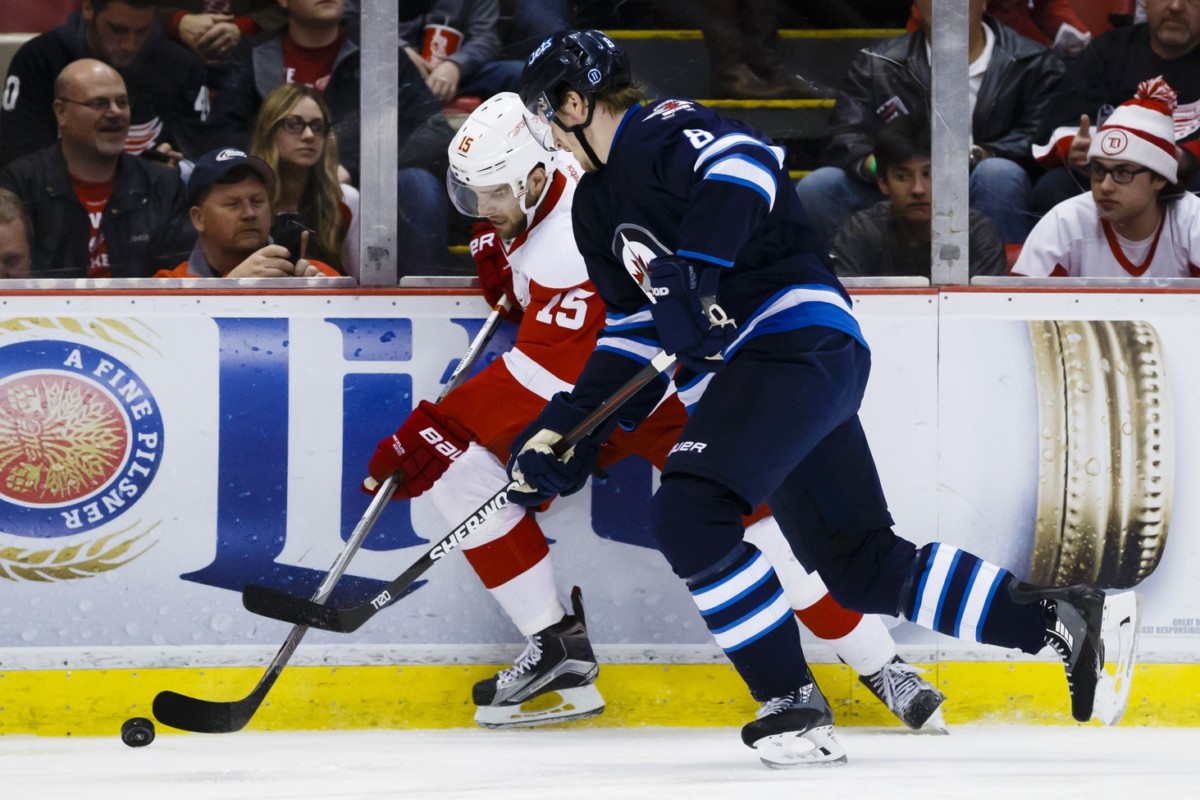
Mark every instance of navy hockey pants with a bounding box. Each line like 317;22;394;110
653;326;918;616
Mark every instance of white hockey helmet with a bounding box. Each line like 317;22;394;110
446;92;558;218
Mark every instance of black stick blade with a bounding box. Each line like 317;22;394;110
152;688;262;734
242;584;355;631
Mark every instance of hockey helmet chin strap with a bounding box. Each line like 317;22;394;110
553;94;606;169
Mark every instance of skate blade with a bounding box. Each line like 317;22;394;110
474;684;605;730
916;705;949;735
1092;590;1142;726
754;725;848;768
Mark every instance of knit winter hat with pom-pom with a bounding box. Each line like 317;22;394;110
1088;76;1179;183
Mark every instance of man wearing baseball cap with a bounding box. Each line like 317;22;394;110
1013;77;1200;278
157;147;337;278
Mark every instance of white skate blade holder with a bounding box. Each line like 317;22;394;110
918;705;949;735
474;684;605;729
753;725;848;768
1091;590;1142;726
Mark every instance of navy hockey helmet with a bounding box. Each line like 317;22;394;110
519;29;631;129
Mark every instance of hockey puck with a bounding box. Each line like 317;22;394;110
121;717;156;748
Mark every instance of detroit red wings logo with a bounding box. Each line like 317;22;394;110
1100;130;1129;156
0;373;128;505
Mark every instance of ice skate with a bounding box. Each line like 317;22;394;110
859;656;947;733
741;674;847;768
1011;582;1140;724
473;586;605;729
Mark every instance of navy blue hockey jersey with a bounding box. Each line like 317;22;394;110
567;98;866;422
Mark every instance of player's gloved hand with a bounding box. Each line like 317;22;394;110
363;400;472;500
471;221;523;324
506;392;614;507
648;255;736;372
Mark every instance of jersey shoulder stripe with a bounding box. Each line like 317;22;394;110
701;153;778;209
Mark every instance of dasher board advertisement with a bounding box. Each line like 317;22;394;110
0;290;1195;664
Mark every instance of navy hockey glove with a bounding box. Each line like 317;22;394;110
648;256;736;372
507;392;616;507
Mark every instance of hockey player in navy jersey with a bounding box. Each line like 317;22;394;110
506;30;1141;767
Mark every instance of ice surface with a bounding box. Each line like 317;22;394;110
2;725;1198;800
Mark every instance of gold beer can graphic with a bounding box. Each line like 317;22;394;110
1029;320;1171;589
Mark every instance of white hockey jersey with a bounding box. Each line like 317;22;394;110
1013;191;1200;278
498;157;606;400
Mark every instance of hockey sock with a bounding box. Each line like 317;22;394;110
904;543;1044;653
688;541;808;701
800;599;896;676
463;515;565;636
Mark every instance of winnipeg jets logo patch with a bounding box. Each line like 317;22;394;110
643;99;694;121
612;224;672;296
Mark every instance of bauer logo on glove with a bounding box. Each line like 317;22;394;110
364;400;473;500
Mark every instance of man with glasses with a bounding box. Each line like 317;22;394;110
0;0;219;168
1016;77;1200;278
0;59;192;278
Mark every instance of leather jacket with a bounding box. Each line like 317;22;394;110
0;145;194;278
820;16;1065;178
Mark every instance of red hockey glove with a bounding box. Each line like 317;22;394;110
363;400;472;500
470;221;523;323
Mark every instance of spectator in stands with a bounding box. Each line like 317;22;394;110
700;0;832;99
908;0;1092;57
0;189;33;280
224;0;452;272
1030;0;1200;215
250;83;358;276
0;0;225;168
158;147;336;278
156;2;286;64
400;0;523;108
794;0;1064;246
0;59;192;278
1014;78;1200;279
496;0;571;61
832;116;1006;280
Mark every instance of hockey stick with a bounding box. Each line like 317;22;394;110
152;474;398;733
152;298;511;734
242;349;677;633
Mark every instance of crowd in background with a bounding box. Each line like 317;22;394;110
0;0;1196;282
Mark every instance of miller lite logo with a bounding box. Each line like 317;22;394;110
1100;129;1129;156
0;321;163;580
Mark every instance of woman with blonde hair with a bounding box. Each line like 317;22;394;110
250;83;359;276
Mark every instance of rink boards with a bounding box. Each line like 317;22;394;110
1;286;1199;734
